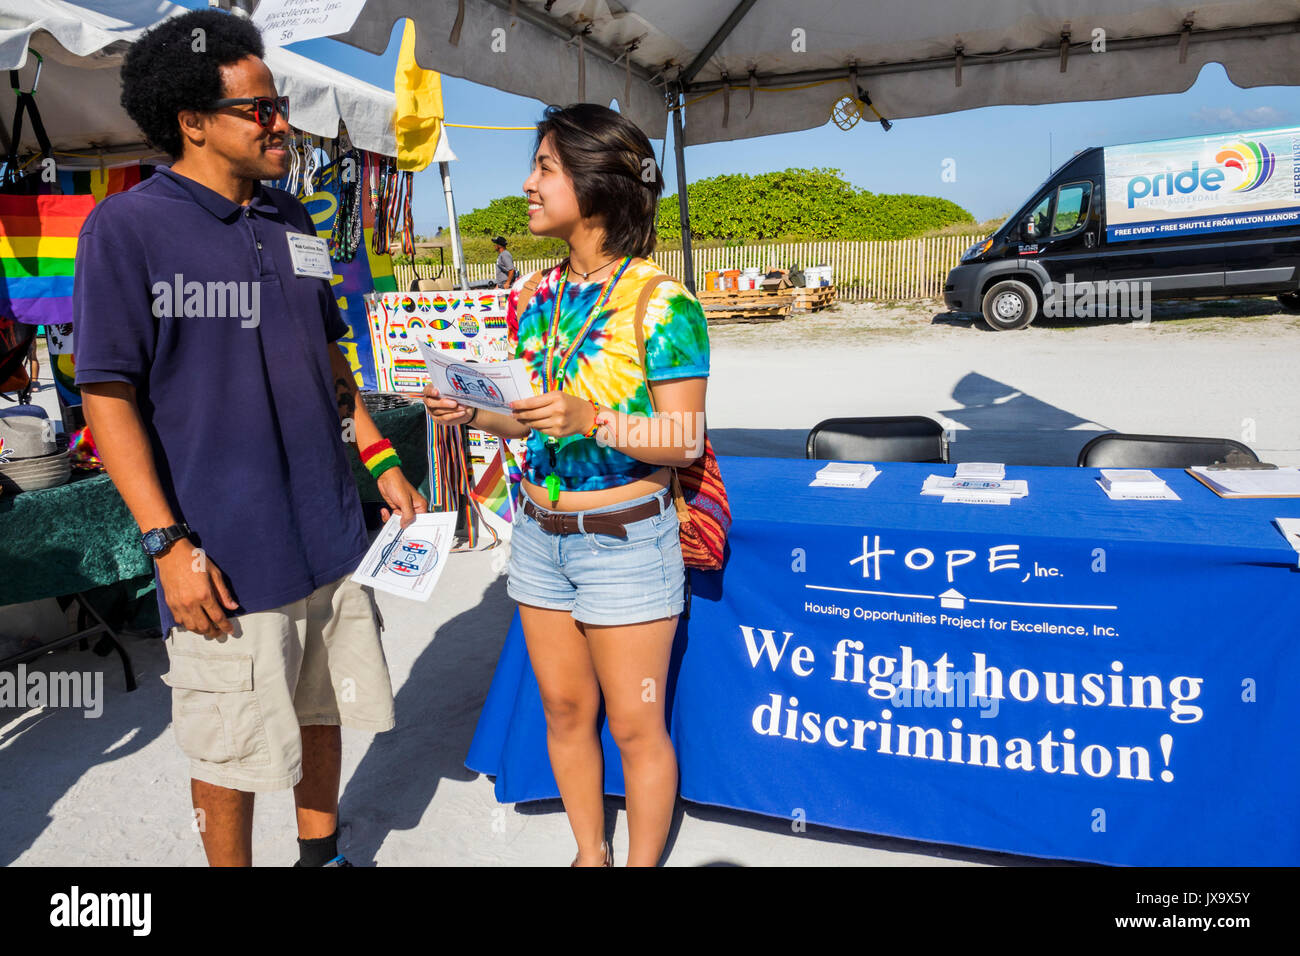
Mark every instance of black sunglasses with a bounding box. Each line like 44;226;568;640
210;96;290;128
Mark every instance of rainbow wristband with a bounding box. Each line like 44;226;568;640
360;439;402;479
582;400;602;440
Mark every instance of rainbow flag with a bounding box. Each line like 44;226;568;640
471;442;521;521
55;166;149;203
0;193;96;325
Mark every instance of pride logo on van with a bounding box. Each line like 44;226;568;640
1214;141;1276;192
1124;139;1277;207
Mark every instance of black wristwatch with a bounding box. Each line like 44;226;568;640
141;523;192;558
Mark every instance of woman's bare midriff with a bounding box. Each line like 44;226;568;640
521;467;671;512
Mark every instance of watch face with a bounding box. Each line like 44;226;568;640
143;530;165;554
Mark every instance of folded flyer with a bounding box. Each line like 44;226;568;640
351;511;458;602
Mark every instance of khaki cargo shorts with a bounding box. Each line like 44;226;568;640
161;573;396;792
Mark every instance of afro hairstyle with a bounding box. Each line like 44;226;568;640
120;9;266;160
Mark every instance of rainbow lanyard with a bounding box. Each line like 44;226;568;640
540;255;632;503
543;256;632;394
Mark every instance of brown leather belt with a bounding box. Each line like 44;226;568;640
522;494;666;539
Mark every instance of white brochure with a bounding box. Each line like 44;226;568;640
416;338;535;413
351;511;458;602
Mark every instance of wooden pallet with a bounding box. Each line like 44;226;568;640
698;287;794;323
705;308;791;325
791;285;837;312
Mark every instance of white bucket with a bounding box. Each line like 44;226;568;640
740;268;763;291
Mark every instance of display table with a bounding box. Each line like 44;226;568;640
467;455;1300;866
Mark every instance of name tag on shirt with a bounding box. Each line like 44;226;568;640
286;233;333;279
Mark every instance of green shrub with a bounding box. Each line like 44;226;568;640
440;168;973;258
657;168;972;241
458;195;530;237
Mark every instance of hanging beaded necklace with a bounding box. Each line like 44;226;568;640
328;148;363;262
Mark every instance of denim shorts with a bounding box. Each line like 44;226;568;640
507;486;686;626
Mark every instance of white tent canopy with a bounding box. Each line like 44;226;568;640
0;0;398;166
336;0;1300;147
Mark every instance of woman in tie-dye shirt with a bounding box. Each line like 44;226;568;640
424;103;709;867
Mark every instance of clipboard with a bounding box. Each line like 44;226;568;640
1186;466;1300;499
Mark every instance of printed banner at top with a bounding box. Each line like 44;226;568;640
1103;126;1300;242
252;0;369;47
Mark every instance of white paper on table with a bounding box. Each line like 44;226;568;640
1099;468;1164;488
1098;479;1180;501
416;338;534;413
941;491;1011;505
922;476;1027;498
811;470;881;489
350;512;458;602
1275;518;1300;564
955;462;1006;479
1189;466;1300;497
812;462;879;487
816;461;878;478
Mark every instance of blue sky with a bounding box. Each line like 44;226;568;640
181;5;1300;233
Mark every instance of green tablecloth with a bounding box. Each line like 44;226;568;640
0;403;427;608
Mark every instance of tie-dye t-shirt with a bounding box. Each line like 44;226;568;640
507;257;710;492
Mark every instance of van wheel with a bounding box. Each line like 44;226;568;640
1278;291;1300;313
981;279;1039;331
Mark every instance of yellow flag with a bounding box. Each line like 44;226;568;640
394;19;443;172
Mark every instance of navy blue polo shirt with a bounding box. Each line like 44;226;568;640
72;166;369;634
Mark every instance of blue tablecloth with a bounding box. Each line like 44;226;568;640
467;456;1300;865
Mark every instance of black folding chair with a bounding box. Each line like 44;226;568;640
806;416;948;463
1076;432;1259;468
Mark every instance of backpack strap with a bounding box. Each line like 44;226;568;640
514;270;543;320
512;257;568;323
630;270;690;522
632;272;674;413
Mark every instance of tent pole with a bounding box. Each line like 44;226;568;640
671;90;695;294
439;160;470;290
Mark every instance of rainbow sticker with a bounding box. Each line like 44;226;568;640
417;295;432;312
459;315;480;338
1215;141;1276;192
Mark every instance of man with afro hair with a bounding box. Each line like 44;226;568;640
73;9;425;867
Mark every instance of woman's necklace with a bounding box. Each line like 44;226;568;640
568;254;620;280
541;255;634;505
